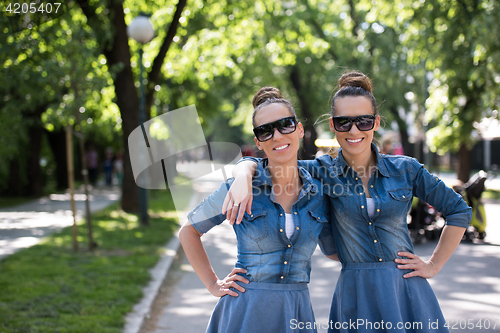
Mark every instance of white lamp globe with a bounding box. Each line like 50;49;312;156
127;15;155;44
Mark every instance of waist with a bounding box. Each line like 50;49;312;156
341;262;399;270
242;281;309;291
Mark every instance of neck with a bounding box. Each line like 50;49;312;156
342;149;377;178
267;160;300;187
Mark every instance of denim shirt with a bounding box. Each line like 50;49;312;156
241;143;472;264
188;160;331;284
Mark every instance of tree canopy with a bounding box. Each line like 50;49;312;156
1;0;499;199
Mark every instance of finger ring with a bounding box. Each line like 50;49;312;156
233;203;239;207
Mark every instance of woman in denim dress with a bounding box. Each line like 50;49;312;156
225;72;472;332
179;87;334;333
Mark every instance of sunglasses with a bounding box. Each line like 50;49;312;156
253;116;298;142
331;115;376;132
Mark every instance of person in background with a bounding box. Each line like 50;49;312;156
85;144;98;186
113;151;123;186
103;147;114;187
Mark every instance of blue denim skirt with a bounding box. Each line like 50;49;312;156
328;262;449;333
206;282;317;333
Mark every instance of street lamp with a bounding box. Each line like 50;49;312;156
127;14;154;226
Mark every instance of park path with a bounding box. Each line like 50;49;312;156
0;186;121;260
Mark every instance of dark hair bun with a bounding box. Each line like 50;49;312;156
252;87;284;108
337;71;373;94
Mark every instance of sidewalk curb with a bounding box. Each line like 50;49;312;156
123;191;200;333
123;234;182;333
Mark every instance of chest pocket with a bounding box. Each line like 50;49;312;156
388;188;413;223
241;208;268;241
307;210;329;242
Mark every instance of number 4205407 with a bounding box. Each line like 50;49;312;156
5;3;62;14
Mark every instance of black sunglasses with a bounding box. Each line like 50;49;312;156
253;116;298;142
331;115;376;132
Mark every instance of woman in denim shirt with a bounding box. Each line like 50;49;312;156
179;87;333;333
225;72;472;332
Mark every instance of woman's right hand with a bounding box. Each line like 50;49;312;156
222;174;253;225
208;267;249;297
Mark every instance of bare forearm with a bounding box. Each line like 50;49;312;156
179;224;218;290
232;160;257;178
429;225;466;271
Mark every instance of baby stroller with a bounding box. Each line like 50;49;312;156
408;198;444;244
453;171;488;242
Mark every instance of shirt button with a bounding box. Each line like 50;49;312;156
375;196;378;198
284;261;287;265
370;185;374;188
281;276;284;279
251;214;253;217
280;213;283;216
377;209;380;212
361;205;365;209
294;212;297;215
402;195;405;198
296;227;299;230
355;177;358;180
379;258;383;262
374;240;378;243
288;245;291;248
359;193;363;195
369;222;372;225
280;229;283;232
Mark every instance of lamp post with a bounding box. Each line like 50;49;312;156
127;14;154;226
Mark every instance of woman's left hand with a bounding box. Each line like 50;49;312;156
395;252;440;279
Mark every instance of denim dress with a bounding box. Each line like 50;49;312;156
188;160;331;333
243;144;472;333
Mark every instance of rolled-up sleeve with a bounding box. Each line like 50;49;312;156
411;158;472;228
187;179;234;234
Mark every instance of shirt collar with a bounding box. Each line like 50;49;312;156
252;158;318;194
333;142;390;178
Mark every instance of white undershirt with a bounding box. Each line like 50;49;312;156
366;198;375;218
285;213;294;238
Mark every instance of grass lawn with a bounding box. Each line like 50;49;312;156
0;188;181;333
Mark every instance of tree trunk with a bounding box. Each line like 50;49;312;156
101;1;141;213
457;142;472;183
76;0;187;213
290;65;318;159
46;128;68;190
388;107;411;156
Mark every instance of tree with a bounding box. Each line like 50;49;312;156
409;0;500;181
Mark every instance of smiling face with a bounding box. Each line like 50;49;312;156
329;96;380;161
253;103;304;166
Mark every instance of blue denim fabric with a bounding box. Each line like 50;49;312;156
188;160;331;283
240;143;472;264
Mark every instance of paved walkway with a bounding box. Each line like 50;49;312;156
0;186;121;260
143;171;500;333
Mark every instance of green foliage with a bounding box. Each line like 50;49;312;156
409;0;500;155
0;190;178;332
2;0;499;191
